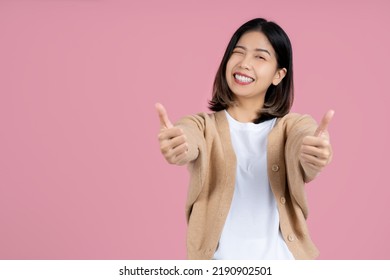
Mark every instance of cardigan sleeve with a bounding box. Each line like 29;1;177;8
285;114;318;183
284;114;318;218
175;113;209;221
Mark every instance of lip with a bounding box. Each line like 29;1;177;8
234;72;254;79
233;72;255;85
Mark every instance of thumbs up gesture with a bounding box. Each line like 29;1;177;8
299;110;335;177
155;103;189;165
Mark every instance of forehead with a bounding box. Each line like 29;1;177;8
236;31;275;55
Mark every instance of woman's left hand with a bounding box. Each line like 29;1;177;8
300;110;334;177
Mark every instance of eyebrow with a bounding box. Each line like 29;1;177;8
234;45;271;56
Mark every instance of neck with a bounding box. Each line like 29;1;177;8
227;97;264;123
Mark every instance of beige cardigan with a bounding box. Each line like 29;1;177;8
175;110;320;260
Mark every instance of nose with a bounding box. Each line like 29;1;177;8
238;54;252;70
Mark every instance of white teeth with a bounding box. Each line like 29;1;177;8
234;74;254;83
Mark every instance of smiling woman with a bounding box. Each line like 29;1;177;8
156;18;334;260
210;19;294;124
225;31;287;122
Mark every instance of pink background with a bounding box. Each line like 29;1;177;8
1;0;389;259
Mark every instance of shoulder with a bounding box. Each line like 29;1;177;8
178;111;221;121
175;111;223;129
276;112;317;132
278;112;315;124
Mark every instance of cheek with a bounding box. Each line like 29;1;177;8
225;59;237;80
225;63;233;81
256;65;276;80
225;67;234;88
225;59;234;74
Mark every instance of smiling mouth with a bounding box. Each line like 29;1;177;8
233;73;254;84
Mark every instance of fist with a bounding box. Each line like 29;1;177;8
300;110;334;175
155;103;189;165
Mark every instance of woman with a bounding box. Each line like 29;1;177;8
156;18;333;260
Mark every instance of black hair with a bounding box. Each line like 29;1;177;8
208;18;294;123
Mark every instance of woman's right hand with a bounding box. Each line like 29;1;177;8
155;103;189;165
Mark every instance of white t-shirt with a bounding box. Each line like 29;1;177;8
213;110;294;260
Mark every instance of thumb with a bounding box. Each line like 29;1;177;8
314;110;335;137
155;103;173;129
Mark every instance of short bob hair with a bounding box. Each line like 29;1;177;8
208;18;294;123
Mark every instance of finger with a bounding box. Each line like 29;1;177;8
300;153;327;168
301;145;330;160
160;134;187;154
166;143;188;164
302;136;329;147
168;134;187;150
314;110;335;137
158;127;184;142
175;151;189;166
155;103;173;129
171;142;189;158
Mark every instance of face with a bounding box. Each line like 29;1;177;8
225;31;286;102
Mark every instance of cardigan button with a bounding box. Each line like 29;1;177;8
280;197;286;204
272;164;279;172
288;234;295;242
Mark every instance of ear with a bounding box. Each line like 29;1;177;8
272;68;287;86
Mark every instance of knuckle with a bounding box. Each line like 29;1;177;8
158;133;165;141
321;139;329;146
178;135;185;144
172;127;181;134
179;147;187;155
302;136;309;144
160;145;170;154
324;150;330;158
166;154;174;162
